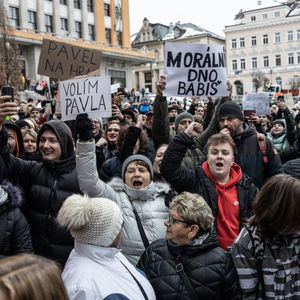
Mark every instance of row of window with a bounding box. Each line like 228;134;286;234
250;10;280;21
232;53;300;70
232;30;300;48
47;0;94;11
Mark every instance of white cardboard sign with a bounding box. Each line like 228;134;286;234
163;42;228;97
111;83;120;94
60;76;112;121
242;93;269;115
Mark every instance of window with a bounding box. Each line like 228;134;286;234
9;6;19;27
87;0;93;12
232;59;237;71
263;34;269;45
275;54;281;66
108;70;126;87
297;52;300;64
105;28;111;44
274;11;280;17
116;31;122;46
251;36;257;46
288;30;294;41
88;24;95;41
240;58;246;70
288;53;294;65
45;14;53;33
240;37;245;48
252;57;257;69
74;0;81;9
251;16;256;21
75;21;82;38
275;32;280;43
28;10;37;30
104;3;110;16
60;18;68;32
231;39;237;48
263;56;269;67
262;13;268;19
59;0;67;4
297;29;300;40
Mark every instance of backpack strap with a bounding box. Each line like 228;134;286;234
257;133;268;164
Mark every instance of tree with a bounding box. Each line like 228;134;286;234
288;75;300;90
251;70;269;92
0;6;23;91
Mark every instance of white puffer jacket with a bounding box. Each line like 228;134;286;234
76;140;170;265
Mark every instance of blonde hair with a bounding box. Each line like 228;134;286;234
0;254;68;300
170;192;214;232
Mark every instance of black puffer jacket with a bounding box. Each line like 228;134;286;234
0;121;81;265
0;180;32;256
160;132;258;223
138;233;240;300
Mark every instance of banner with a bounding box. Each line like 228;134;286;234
163;42;228;97
242;93;269;115
59;76;111;121
38;39;101;80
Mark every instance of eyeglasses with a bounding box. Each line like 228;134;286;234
166;214;194;226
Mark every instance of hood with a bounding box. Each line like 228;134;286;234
4;120;24;157
202;161;242;188
108;177;171;201
37;120;74;160
0;180;23;208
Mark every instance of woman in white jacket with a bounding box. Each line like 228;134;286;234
75;114;171;265
57;194;156;300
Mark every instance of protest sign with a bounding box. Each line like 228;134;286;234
59;76;111;121
242;93;269;115
38;39;101;80
284;93;294;109
111;83;120;94
163;42;228;97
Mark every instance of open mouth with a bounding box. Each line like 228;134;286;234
216;162;224;168
132;180;143;187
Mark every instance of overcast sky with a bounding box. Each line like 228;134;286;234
129;0;280;37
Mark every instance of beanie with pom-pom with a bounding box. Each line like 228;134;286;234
57;194;123;247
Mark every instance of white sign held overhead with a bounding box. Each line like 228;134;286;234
163;42;228;97
111;83;121;94
242;93;269;115
60;76;112;121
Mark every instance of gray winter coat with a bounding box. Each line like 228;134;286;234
76;140;170;265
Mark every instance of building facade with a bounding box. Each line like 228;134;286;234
225;0;300;96
132;18;225;93
0;0;153;89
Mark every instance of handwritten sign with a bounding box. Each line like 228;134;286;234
242;93;269;115
284;93;294;109
38;39;101;80
59;76;112;121
163;42;228;97
111;83;120;94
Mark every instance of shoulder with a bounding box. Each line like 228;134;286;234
153;181;171;194
108;177;125;192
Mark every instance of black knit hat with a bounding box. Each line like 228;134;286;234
219;102;244;121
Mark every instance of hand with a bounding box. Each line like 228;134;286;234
95;137;107;147
112;104;123;120
249;113;260;125
227;80;233;97
184;122;203;138
75;113;92;142
44;107;52;116
156;75;166;96
136;114;146;128
220;128;230;136
0;96;19;126
112;92;124;106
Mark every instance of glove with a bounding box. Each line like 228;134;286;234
75;113;92;141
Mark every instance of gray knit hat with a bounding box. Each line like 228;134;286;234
122;155;153;179
175;112;193;129
57;194;123;247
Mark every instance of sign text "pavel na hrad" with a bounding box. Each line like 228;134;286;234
60;76;112;121
163;43;228;97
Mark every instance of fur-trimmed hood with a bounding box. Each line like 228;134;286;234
0;180;23;208
108;177;171;201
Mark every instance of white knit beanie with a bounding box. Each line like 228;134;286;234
57;194;123;247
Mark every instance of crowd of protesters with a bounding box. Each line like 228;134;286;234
0;75;299;300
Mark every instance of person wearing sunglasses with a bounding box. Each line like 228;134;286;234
137;192;240;300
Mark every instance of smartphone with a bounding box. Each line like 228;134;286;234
243;110;256;117
1;86;13;102
45;103;51;109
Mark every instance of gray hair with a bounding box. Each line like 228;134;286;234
170;192;214;231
